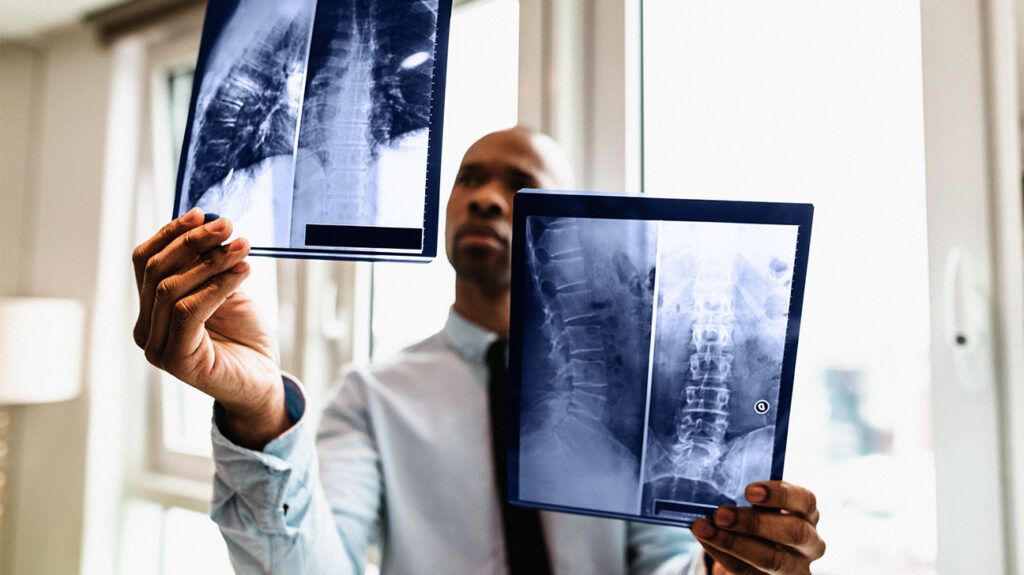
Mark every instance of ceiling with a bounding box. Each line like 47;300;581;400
0;0;123;39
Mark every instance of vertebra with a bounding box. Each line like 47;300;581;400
527;218;610;423
672;256;736;481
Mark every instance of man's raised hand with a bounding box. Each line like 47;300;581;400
131;208;289;449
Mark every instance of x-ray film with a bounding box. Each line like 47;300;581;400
507;190;813;527
173;0;452;261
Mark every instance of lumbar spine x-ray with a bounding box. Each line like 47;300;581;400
510;192;811;527
675;256;738;481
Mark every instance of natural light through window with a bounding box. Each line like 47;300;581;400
643;2;934;573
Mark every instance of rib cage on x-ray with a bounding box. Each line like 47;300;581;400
180;0;316;247
177;0;440;250
515;216;799;518
184;12;309;208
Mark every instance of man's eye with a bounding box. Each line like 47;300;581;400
457;172;486;187
505;176;537;193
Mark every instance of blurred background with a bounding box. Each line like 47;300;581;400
0;0;1022;573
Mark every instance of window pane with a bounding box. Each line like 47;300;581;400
118;502;233;575
160;373;214;457
118;499;163;575
166;68;193;170
643;2;935;573
162;507;234;574
371;0;520;358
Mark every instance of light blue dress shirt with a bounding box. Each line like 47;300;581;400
210;310;705;574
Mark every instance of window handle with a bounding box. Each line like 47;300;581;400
943;247;996;392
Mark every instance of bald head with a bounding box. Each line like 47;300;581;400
460;126;576;190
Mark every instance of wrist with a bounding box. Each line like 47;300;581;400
220;374;291;450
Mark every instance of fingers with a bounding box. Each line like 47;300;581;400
131;208;203;291
713;506;826;559
134;217;234;348
693;519;804;575
746;481;820;525
143;238;250;365
693;483;826;575
158;262;252;373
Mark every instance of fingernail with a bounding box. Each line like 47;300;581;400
209;217;228;232
692;519;715;539
231;261;248;273
715;507;737;527
183;207;202;222
203;212;220;224
747;485;768;503
228;239;247;253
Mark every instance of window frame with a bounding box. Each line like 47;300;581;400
919;0;1024;572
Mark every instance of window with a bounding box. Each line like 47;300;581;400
119;501;234;574
642;2;934;573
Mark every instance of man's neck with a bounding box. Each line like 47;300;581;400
452;278;510;336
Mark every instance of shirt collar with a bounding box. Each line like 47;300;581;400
442;307;500;364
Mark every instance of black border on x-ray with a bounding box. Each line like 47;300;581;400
506;189;814;528
171;0;453;263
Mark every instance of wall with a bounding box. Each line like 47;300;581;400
0;42;38;295
0;26;111;575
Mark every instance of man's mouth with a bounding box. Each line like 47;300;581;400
456;223;507;250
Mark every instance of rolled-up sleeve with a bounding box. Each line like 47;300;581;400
210;375;367;574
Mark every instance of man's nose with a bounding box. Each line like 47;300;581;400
467;186;508;219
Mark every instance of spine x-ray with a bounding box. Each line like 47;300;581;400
173;0;451;261
508;191;813;528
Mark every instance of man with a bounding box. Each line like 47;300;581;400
131;127;826;574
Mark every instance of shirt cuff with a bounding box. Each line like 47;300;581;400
210;374;314;533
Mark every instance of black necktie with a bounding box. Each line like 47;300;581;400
486;339;552;575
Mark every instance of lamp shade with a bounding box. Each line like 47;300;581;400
0;297;86;404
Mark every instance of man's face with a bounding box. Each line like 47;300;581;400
445;129;566;288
